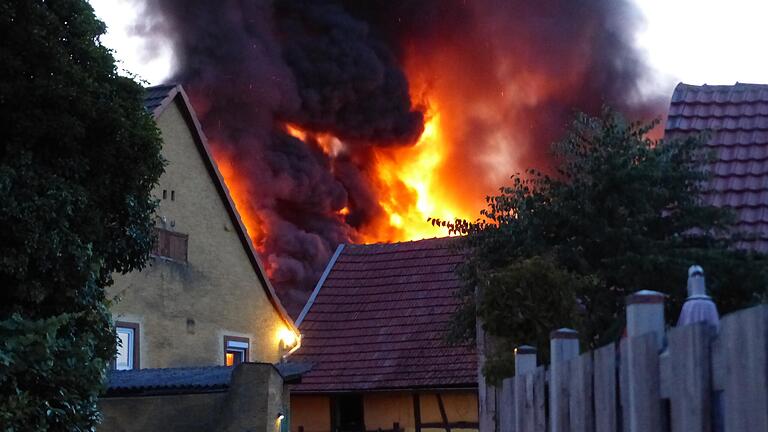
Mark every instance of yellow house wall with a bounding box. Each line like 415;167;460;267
363;393;415;430
109;99;288;368
291;395;331;432
290;391;477;432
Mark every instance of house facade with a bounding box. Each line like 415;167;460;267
108;84;299;370
289;238;478;432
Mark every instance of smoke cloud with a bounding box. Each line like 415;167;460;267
138;0;667;315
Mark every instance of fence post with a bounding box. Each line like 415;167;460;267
513;346;537;432
668;323;712;432
515;345;537;375
721;305;768;432
550;329;579;432
625;290;665;432
626;289;665;345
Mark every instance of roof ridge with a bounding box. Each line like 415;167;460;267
296;244;344;328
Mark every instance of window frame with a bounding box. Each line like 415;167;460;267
223;335;250;366
114;321;140;371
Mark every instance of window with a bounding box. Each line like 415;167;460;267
152;227;188;262
224;336;249;366
331;394;364;432
114;322;139;370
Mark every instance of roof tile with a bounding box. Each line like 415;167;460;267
292;238;476;392
665;82;768;252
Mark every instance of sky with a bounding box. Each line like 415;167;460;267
89;0;768;93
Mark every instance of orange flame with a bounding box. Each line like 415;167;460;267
367;107;469;241
283;100;474;243
211;143;269;251
285;123;345;157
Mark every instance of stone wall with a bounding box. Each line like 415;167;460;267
100;363;286;432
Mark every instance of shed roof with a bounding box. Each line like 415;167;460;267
105;362;312;396
666;82;768;253
107;366;233;396
141;84;298;335
290;237;477;393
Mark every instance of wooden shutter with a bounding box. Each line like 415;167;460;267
152;228;188;263
168;230;188;262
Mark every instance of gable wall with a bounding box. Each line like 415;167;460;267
109;99;289;367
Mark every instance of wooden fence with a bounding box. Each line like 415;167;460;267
483;292;768;432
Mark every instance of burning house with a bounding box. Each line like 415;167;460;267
107;84;299;370
101;84;304;431
137;0;665;315
112;0;679;430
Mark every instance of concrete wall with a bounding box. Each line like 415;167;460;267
100;392;225;432
109;99;291;368
291;391;478;432
100;363;286;432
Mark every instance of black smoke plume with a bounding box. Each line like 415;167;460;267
137;0;667;315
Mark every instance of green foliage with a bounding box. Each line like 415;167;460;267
439;108;768;383
0;311;112;430
0;0;164;429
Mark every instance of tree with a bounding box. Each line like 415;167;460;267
441;108;768;382
0;1;164;429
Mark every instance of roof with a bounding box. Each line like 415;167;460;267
105;362;312;396
666;83;768;253
107;366;233;396
291;237;477;393
143;84;177;114
142;85;298;335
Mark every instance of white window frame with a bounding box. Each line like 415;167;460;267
224;336;249;366
115;322;139;370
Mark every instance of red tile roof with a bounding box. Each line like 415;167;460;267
666;83;768;253
291;237;477;392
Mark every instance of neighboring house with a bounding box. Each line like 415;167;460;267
665;82;768;252
289;238;478;432
108;84;299;370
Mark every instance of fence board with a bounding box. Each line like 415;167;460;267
619;341;630;432
659;351;671;398
569;353;594;432
499;378;514;432
523;372;536;432
514;374;525;432
594;343;616;432
710;337;724;392
669;323;712;432
550;360;571;432
533;367;546;432
721;305;768;432
627;332;662;432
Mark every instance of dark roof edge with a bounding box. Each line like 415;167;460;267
103;386;228;398
296;244;345;328
291;383;478;394
150;84;298;335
